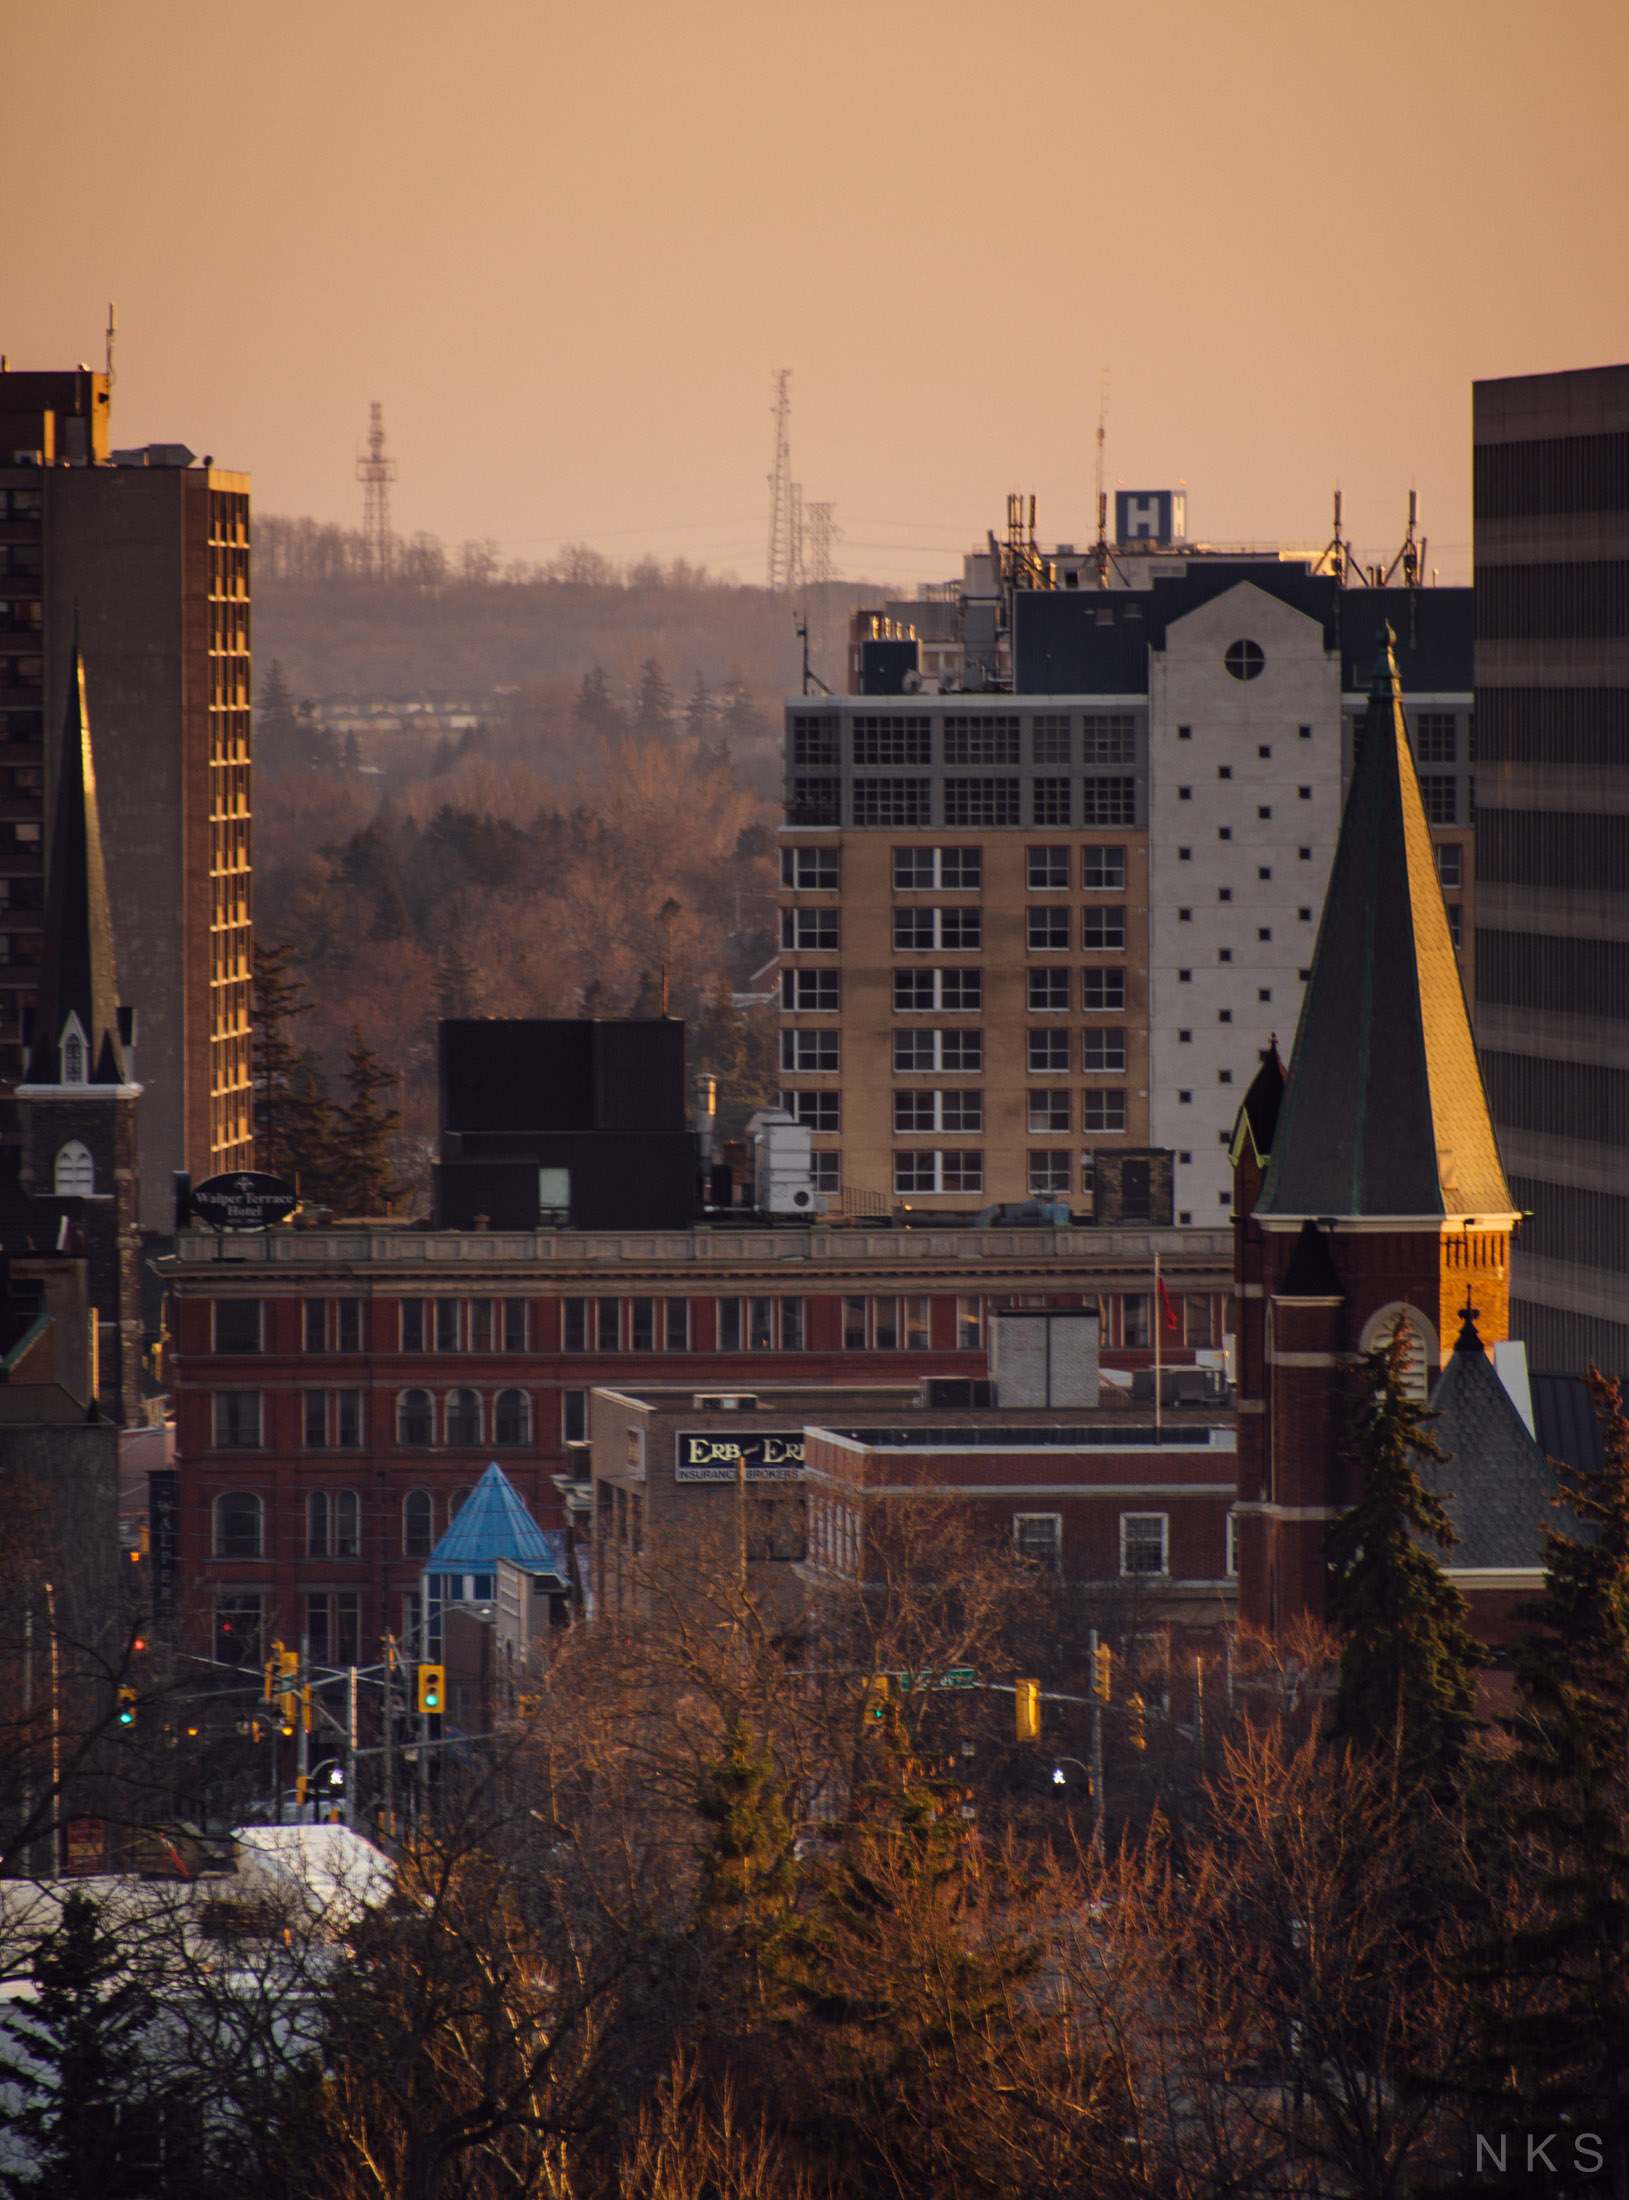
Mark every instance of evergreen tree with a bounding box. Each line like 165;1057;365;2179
435;945;481;1020
252;943;335;1187
1324;1315;1484;1787
573;665;623;737
1458;1374;1629;2185
720;677;765;742
693;1716;796;1942
328;1027;404;1217
684;671;714;738
255;659;298;772
369;874;413;943
0;1890;163;2197
633;656;674;735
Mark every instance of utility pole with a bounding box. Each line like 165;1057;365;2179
1088;1625;1105;1857
44;1583;60;1879
382;1634;396;1841
346;1664;359;1828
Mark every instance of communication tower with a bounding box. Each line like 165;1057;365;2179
357;401;396;576
766;370;793;591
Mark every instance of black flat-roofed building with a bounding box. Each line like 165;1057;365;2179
1473;362;1629;1376
433;1018;698;1231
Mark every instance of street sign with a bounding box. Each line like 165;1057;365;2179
190;1171;299;1231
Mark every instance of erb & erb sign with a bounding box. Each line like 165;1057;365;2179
675;1431;805;1483
190;1171;300;1231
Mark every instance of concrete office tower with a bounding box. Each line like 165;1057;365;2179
0;366;252;1227
1473;363;1629;1375
785;564;1473;1223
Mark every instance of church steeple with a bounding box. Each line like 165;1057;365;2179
22;637;130;1089
1256;628;1512;1225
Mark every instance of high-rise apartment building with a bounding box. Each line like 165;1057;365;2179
783;557;1472;1222
0;366;252;1225
1473;362;1629;1375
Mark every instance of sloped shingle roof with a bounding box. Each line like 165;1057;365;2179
1422;1313;1564;1569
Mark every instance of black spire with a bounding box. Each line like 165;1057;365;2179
23;639;127;1086
1257;627;1510;1223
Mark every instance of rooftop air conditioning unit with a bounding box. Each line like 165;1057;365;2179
747;1107;822;1217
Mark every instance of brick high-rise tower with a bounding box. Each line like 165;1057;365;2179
1232;629;1518;1634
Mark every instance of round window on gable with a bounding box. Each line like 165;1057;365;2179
1224;639;1265;682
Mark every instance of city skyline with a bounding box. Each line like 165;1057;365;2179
5;0;1628;586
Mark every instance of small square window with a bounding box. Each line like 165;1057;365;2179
1178;1089;1192;1103
1179;1150;1191;1164
1121;1513;1167;1576
1179;786;1192;800
1298;907;1312;920
1178;968;1192;983
1179;1209;1192;1223
1257;805;1272;820
1219;888;1232;903
1258;744;1271;759
1178;907;1191;922
1219;827;1232;841
1298;724;1311;739
1218;1009;1232;1023
1299;966;1312;980
1178;847;1192;861
1219;1069;1233;1084
1257;866;1271;881
1178;725;1192;740
1257;987;1272;1002
1298;846;1312;860
1258;927;1272;942
1218;766;1232;781
1218;949;1232;963
1298;786;1312;800
1027;846;1070;890
1178;1029;1192;1043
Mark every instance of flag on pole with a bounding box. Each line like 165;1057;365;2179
1156;1270;1179;1335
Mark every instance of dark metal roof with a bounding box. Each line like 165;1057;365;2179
1012;567;1473;696
1256;630;1512;1222
1279;1220;1343;1298
1423;1313;1565;1569
24;646;127;1086
1229;1041;1285;1169
1530;1371;1607;1483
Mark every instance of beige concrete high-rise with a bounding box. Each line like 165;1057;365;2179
0;366;252;1227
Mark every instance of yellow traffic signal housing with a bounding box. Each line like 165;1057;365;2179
1127;1691;1147;1752
1014;1678;1041;1742
417;1663;445;1714
117;1687;137;1729
862;1674;890;1724
1094;1644;1112;1703
262;1658;277;1704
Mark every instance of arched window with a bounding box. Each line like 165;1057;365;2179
306;1490;331;1557
449;1486;472;1521
403;1488;434;1558
398;1389;433;1447
445;1389;482;1446
1358;1302;1436;1401
53;1140;94;1196
334;1489;360;1559
61;1024;86;1085
213;1490;263;1560
494;1388;530;1445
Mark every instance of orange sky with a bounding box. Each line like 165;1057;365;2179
5;0;1627;587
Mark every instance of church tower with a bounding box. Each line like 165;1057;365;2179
14;641;143;1424
1231;628;1517;1633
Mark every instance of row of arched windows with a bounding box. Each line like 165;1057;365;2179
397;1388;530;1447
214;1486;472;1562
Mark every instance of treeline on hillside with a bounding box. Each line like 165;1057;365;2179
250;513;870;708
250;701;780;1207
7;1341;1629;2194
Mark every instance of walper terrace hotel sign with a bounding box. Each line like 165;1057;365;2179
675;1431;806;1482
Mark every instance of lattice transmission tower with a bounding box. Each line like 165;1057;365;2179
804;500;840;585
357;400;396;575
765;369;794;591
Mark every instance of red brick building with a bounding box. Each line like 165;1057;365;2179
161;1216;1234;1671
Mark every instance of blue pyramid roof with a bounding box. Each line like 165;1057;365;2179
424;1461;558;1571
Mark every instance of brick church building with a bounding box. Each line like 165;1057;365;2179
1231;628;1524;1638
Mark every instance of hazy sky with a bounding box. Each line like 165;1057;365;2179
6;0;1627;588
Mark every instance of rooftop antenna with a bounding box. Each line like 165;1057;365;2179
104;303;117;395
357;402;396;577
1381;489;1425;590
1316;488;1364;586
795;612;832;696
765;370;793;592
1093;372;1115;588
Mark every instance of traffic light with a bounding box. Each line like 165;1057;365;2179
262;1657;277;1704
117;1687;137;1729
301;1683;313;1734
417;1663;445;1714
1014;1678;1040;1743
276;1646;300;1734
1093;1643;1112;1703
861;1674;891;1724
1127;1691;1147;1752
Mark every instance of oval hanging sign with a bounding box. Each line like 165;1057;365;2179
190;1171;300;1230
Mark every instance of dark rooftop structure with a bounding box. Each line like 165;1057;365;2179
1256;630;1512;1225
1423;1310;1564;1570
